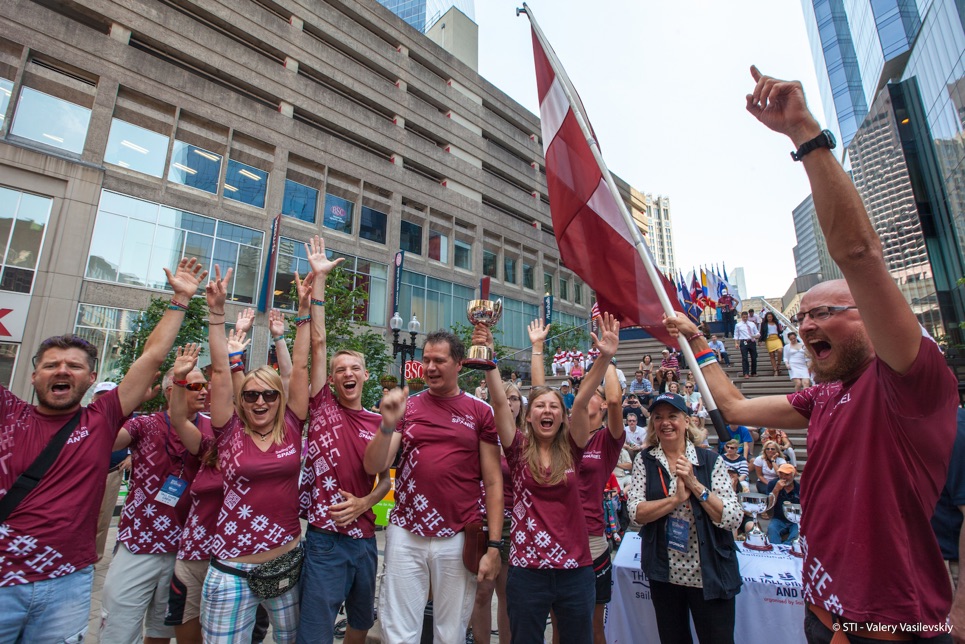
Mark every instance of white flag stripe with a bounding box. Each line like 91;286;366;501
539;75;568;153
586;179;635;247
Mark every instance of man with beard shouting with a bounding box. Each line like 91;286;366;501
0;257;207;643
663;68;957;643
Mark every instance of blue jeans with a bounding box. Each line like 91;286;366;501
297;529;377;644
0;566;93;644
767;516;799;544
507;566;593;644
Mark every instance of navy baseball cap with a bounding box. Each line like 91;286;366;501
648;392;691;415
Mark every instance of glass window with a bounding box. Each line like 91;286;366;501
0;343;18;388
360;207;387;244
544;272;553;295
522;262;534;289
491;295;540;349
86;190;262;302
10;87;91;154
74;304;140;381
483;250;497;278
168;140;222;194
398;270;475;334
282;179;318;223
454;240;471;270
323;193;354;235
559;277;569;301
0;78;14;129
0;187;52;294
104;119;169;177
400;221;422;255
428;230;448;263
574;282;583;305
224;159;268;208
504;257;517;284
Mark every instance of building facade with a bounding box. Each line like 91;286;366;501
792;193;844;282
0;0;602;395
800;0;965;341
377;0;474;33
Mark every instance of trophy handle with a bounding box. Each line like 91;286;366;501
493;298;503;319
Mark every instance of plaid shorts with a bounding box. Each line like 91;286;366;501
201;559;300;643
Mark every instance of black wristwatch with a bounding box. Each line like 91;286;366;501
487;540;504;550
791;129;836;161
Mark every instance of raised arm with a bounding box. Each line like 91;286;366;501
603;363;624;440
746;66;920;373
206;265;234;428
305;235;345;397
528;319;549;387
225;327;250;403
169;344;204;455
364;386;406;475
287;271;314;421
474;324;518;448
267;309;292;397
665;312;808;429
116;258;207;416
569;313;620;447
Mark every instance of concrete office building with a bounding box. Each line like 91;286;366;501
0;0;621;394
800;0;965;340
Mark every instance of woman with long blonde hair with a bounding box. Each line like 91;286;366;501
474;314;620;644
754;440;787;494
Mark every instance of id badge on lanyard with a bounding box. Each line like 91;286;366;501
156;473;186;506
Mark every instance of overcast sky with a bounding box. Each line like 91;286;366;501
474;1;825;299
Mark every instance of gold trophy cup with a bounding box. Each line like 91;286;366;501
464;299;503;370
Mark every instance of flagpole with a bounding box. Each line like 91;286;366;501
518;3;729;444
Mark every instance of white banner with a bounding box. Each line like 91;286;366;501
606;532;806;643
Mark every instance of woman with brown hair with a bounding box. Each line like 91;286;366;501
474;314;621;644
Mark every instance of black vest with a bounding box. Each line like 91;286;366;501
639;446;742;600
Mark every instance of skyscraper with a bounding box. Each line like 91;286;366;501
800;0;965;341
378;0;474;33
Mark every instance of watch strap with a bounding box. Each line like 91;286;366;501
791;129;836;161
487;539;504;549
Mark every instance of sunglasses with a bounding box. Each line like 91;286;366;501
241;389;280;404
184;382;208;392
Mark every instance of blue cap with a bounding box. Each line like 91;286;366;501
648;392;691;415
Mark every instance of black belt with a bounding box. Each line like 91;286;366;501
307;524;340;536
210;559;250;578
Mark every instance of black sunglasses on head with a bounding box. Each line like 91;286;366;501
241;389;280;403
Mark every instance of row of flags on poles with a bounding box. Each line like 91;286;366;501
674;266;742;321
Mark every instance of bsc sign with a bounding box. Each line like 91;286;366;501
404;360;424;381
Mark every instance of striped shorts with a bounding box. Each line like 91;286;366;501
201;559;300;643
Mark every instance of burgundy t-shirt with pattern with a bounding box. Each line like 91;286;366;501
505;429;589;569
0;387;125;586
177;436;222;561
788;339;956;627
212;409;303;560
391;390;498;537
578;428;625;537
117;412;209;554
301;386;382;539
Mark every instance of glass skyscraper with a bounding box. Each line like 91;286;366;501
378;0;475;33
801;0;965;341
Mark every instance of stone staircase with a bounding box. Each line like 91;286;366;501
534;333;809;469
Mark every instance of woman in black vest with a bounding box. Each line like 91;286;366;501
625;393;743;643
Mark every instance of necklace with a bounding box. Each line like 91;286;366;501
250;428;273;442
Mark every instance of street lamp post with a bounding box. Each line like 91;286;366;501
389;311;421;375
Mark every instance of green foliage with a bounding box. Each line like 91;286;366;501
451;321;511;392
286;266;390;410
543;321;590;374
112;296;208;412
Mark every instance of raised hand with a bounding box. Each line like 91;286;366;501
304;235;345;277
234;308;255;334
164;257;208;300
268;309;286;338
379;386;408;431
173;344;201;379
226;328;251;355
745;66;820;146
527;319;549;346
205;265;233;311
294;271;315;310
591;312;620;358
663;311;699;340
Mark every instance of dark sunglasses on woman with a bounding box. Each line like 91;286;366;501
241;389;280;403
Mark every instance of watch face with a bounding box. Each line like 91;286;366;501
823;129;836;149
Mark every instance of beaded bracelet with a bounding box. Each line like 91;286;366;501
686;331;704;343
311;298;325;307
294;315;311;327
272;335;285;343
168;299;189;311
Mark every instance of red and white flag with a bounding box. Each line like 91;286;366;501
527;15;682;346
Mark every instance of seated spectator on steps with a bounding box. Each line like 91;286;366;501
720;439;749;488
766;464;800;544
754;441;787;494
761;426;796;467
